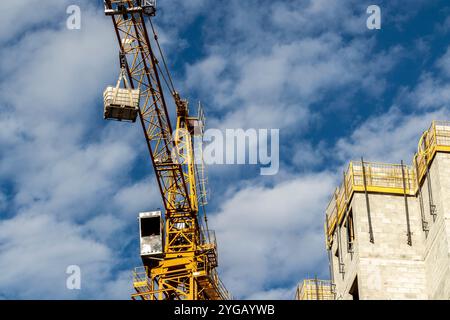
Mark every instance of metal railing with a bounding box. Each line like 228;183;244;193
194;249;231;300
132;266;154;300
295;279;335;300
210;268;232;300
326;161;416;243
415;121;450;183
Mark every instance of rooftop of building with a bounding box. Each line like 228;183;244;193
325;120;450;248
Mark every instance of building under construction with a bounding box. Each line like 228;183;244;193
298;121;450;300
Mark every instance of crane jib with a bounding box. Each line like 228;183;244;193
105;0;192;215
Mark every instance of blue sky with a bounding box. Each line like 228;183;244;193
1;0;450;299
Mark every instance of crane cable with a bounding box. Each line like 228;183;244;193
148;15;212;244
148;17;177;95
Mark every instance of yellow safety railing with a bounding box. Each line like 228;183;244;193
133;267;151;290
131;287;170;301
131;255;232;300
326;161;416;245
195;251;232;300
295;279;335;300
211;268;232;300
415;121;450;184
325;121;450;248
131;266;154;300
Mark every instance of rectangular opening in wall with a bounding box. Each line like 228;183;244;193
349;276;359;300
141;216;161;237
346;209;355;252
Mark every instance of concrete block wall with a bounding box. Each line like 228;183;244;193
422;153;450;299
329;152;450;299
331;193;427;299
355;193;427;300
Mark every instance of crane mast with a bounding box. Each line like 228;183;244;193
103;0;230;300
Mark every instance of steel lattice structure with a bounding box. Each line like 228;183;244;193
103;0;229;300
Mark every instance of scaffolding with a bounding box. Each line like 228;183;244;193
325;121;450;248
295;279;335;300
132;266;153;300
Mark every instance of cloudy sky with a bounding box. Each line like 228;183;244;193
1;0;450;300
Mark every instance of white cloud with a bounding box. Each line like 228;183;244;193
102;270;134;300
436;46;450;77
336;43;450;165
211;172;336;299
84;214;124;243
0;213;130;299
1;10;116;123
113;177;162;220
0;4;142;299
0;0;73;43
335;107;450;164
271;0;366;36
159;0;208;24
291;141;327;169
184;15;400;132
0;0;445;300
185;55;231;108
411;74;450;109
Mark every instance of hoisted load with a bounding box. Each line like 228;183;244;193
103;68;140;122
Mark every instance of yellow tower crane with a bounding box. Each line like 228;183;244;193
102;0;230;300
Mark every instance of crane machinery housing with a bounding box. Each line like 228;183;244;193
102;0;230;300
